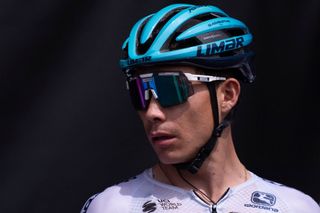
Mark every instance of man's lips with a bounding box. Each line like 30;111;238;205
149;132;176;144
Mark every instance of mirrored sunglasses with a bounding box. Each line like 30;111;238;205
126;71;226;110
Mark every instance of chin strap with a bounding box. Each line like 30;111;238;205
175;82;231;174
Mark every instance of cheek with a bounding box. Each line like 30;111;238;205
185;87;214;140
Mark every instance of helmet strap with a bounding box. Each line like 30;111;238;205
175;82;231;174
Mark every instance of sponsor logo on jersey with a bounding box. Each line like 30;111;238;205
251;191;276;206
244;191;279;212
142;199;182;212
142;200;157;213
158;199;182;210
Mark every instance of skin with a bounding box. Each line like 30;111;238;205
137;65;249;203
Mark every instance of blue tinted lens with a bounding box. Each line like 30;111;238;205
127;72;194;110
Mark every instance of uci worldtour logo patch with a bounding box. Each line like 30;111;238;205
142;199;182;212
244;191;279;212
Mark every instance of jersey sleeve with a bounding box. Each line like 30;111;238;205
254;175;320;213
80;172;147;213
288;192;320;213
80;184;133;213
80;193;99;213
272;183;320;213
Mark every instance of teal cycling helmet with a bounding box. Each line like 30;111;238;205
120;4;255;174
120;3;255;83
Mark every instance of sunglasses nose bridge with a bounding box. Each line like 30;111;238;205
144;94;166;121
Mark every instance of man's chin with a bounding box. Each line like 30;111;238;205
157;154;191;166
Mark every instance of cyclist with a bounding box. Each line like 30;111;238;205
81;3;320;212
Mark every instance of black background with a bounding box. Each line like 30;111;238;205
1;0;319;212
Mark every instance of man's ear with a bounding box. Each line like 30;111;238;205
217;78;241;113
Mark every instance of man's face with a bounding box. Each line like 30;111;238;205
136;65;214;165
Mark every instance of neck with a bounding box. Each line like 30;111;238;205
153;127;249;203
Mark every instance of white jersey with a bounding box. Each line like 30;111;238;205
81;169;320;213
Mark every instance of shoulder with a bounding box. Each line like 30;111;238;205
80;185;128;213
254;175;320;212
80;170;150;213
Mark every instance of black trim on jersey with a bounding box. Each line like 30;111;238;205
193;187;230;206
81;193;99;213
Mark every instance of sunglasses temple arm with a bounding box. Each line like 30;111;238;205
184;73;226;82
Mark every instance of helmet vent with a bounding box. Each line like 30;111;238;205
161;13;222;52
136;7;188;55
161;11;247;53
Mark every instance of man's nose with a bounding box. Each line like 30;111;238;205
144;96;166;122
